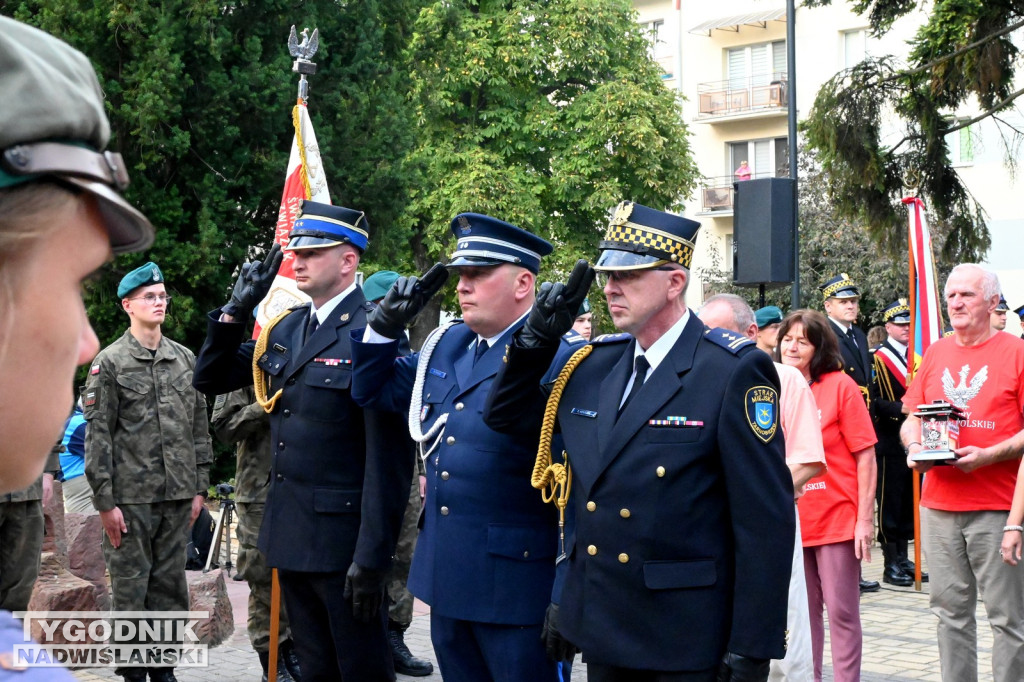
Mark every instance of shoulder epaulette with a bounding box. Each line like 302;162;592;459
562;330;587;345
703;327;755;354
591;332;632;345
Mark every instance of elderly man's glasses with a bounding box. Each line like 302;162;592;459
128;294;172;305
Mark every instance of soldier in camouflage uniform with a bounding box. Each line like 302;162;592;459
0;447;59;611
84;262;212;682
210;386;300;682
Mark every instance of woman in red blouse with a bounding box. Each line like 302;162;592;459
777;310;877;682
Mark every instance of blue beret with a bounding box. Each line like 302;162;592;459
820;273;860;299
286;200;369;252
595;201;701;270
363;270;401;302
754;306;783;328
117;262;164;298
883;298;911;324
448;213;552;274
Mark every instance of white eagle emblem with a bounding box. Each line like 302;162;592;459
941;364;988;409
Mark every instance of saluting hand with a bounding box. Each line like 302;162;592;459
519;259;595;348
221;242;284;319
367;263;449;338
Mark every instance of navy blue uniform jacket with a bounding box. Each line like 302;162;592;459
192;291;412;574
350;320;558;626
484;316;795;671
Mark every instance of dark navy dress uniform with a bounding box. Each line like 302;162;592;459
485;201;794;680
821;274;871;391
350;213;562;682
193;202;413;682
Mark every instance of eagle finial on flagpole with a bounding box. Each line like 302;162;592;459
288;25;319;104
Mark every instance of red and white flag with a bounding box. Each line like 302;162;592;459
904;196;943;377
252;102;331;337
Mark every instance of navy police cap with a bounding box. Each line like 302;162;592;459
1014;303;1024;319
285;200;369;252
117;261;164;298
820;273;860;300
883;298;911;324
595;201;701;271
447;213;552;274
996;295;1009;312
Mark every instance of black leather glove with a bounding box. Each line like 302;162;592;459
519;259;595;349
221;243;284;318
541;603;578;663
366;263;449;338
342;562;387;623
716;652;770;682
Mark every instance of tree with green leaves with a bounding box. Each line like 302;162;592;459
801;0;1022;262
392;0;699;345
698;148;955;328
5;0;422;355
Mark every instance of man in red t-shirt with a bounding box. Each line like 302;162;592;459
901;264;1024;682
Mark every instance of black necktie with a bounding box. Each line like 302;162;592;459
304;313;320;346
473;339;489;365
619;355;650;416
847;327;858;348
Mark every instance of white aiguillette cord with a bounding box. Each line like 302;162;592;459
407;321;460;462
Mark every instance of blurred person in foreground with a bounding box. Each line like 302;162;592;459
903;264;1024;682
776;310;876;682
699;294;825;682
0;15;154;678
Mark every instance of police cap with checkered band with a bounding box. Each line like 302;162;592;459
594;201;701;271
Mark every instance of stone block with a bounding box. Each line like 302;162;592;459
187;569;234;647
64;513;106;582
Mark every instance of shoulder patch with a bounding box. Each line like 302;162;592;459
213;394;227;409
703;327;755;354
591;332;632;345
745;385;779;443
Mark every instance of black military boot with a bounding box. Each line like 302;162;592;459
148;669;178;682
120;670;147;682
258;650;295;682
881;543;913;587
388;623;434;677
897;542;928;582
280;640;302;682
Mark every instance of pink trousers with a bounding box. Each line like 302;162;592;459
803;540;861;682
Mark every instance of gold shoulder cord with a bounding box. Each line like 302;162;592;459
873;354;897;403
253;309;293;413
534;344;593;558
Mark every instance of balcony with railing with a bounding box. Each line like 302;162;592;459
698;172;781;214
696;73;788;121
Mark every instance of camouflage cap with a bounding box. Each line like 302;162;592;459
117;262;164;299
0;17;153;254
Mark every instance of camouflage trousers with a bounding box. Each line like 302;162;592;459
387;473;422;628
102;500;191;676
0;500;44;611
236;501;291;652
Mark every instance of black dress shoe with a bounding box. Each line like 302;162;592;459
882;564;914;587
148;670;177;682
859;578;881;593
389;628;434;677
120;671;147;682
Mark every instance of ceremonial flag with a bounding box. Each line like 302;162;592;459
252;102;331;337
904;196;943;377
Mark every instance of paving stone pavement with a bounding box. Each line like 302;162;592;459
66;547;992;681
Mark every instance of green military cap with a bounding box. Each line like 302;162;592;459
577;298;591;316
118;262;164;298
362;270;401;303
0;17;153;254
